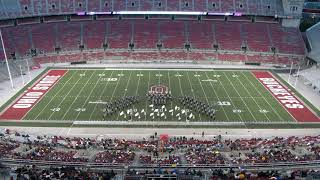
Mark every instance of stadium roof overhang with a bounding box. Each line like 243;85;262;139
306;22;320;63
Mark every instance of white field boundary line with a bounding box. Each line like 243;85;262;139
115;71;133;121
232;72;271;122
68;133;253;138
88;70;116;121
74;70;107;120
0;69;52;117
60;71;96;120
223;71;258;122
211;70;244;122
271;73;320;120
204;71;230;122
33;70;76;120
22;70;70;120
253;72;299;123
54;68;254;72
186;71;202;121
46;70;87;120
244;72;284;122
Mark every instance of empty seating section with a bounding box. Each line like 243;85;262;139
1;20;305;65
60;0;74;13
194;0;206;11
126;0;140;11
101;0;113;11
131;52;159;60
107;21;132;49
180;0;193;11
87;0;100;12
19;0;33;16
57;23;81;51
47;0;60;14
235;1;248;13
59;53;82;62
83;52;104;61
241;23;271;52
207;0;221;12
152;0;166;11
166;0;180;11
247;54;275;63
33;55;57;64
215;22;242;51
221;0;235;12
134;20;158;49
33;0;47;15
113;0;126;11
140;0;153;11
160;21;185;49
269;24;305;55
2;26;31;56
83;21;105;49
188;21;213;49
31;24;55;53
217;54;246;62
74;0;87;12
159;51;188;60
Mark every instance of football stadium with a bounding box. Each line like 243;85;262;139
0;0;319;179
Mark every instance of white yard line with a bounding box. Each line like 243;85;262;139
242;72;284;121
177;72;184;96
186;71;202;121
109;70;124;102
144;71;151;122
232;72;270;122
60;71;96;120
223;72;258;122
74;71;106;120
192;72;210;104
203;71;230;121
167;71;174;122
131;71;142;121
115;71;133;121
87;70;116;121
211;70;244;122
32;71;77;120
46;70;88;120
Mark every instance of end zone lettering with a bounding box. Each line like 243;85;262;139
253;71;319;122
259;78;304;109
0;70;67;120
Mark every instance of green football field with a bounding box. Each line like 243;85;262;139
26;69;294;122
1;68;319;128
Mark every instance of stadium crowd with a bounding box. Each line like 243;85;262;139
0;129;320;179
1;129;320;165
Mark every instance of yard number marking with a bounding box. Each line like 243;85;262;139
50;108;60;112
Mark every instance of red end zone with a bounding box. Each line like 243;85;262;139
253;71;319;122
0;70;67;120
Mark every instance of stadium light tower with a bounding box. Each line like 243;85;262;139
0;29;14;90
